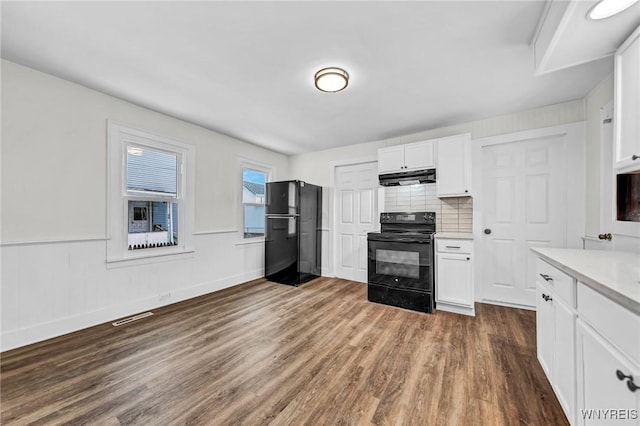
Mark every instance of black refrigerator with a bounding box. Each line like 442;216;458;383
265;180;322;286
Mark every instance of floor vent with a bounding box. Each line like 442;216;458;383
112;312;153;327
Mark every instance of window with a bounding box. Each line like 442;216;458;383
107;122;194;263
126;146;179;249
242;167;268;238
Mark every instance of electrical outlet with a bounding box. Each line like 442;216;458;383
159;293;171;302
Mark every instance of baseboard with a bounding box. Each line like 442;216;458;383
479;299;536;311
436;301;476;316
0;268;263;352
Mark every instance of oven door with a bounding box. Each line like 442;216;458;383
367;236;433;291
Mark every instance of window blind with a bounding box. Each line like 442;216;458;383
127;147;177;195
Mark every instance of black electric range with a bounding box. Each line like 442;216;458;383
367;212;436;313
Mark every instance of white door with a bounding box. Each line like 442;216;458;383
480;136;565;307
334;162;379;282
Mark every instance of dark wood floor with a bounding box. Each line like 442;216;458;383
1;277;568;425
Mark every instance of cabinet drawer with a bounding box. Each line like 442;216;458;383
436;239;472;254
578;282;640;365
536;258;575;306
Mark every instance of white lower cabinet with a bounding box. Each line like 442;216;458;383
536;277;576;425
535;256;640;426
555;297;577;423
577;320;640;426
537;283;555;377
436;239;474;316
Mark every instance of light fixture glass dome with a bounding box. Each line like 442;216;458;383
587;0;638;19
314;67;349;92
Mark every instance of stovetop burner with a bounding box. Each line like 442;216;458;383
375;211;436;235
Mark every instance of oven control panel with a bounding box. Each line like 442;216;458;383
380;212;436;224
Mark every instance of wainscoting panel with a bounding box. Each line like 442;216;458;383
0;232;265;351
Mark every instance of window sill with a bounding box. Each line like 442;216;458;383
235;237;265;246
106;248;195;269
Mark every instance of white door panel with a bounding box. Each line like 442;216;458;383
359;189;374;224
340;190;353;224
481;136;565;307
340;235;354;268
358;235;368;271
335;162;378;282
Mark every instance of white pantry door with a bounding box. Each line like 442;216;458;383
480;136;565;307
334;162;379;283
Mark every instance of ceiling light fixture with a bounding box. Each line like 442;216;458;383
314;67;349;93
587;0;638;20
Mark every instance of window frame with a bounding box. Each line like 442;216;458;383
239;160;272;241
107;121;195;265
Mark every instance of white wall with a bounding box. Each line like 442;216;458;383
1;60;289;351
1;60;288;241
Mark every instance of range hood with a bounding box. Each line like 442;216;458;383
379;168;436;186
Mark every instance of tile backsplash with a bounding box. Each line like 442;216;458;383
383;183;472;233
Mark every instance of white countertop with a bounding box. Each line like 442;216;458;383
434;232;474;240
531;248;640;315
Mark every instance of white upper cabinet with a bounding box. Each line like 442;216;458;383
404;141;435;170
436;134;471;197
614;25;640;172
377;145;405;173
378;140;434;174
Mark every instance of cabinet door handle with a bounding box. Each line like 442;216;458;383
632;154;639;160
616;370;640;392
539;273;552;282
541;293;552;302
466;257;470;261
446;246;461;249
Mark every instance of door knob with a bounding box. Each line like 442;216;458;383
484;228;492;235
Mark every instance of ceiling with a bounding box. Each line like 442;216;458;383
0;1;624;155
